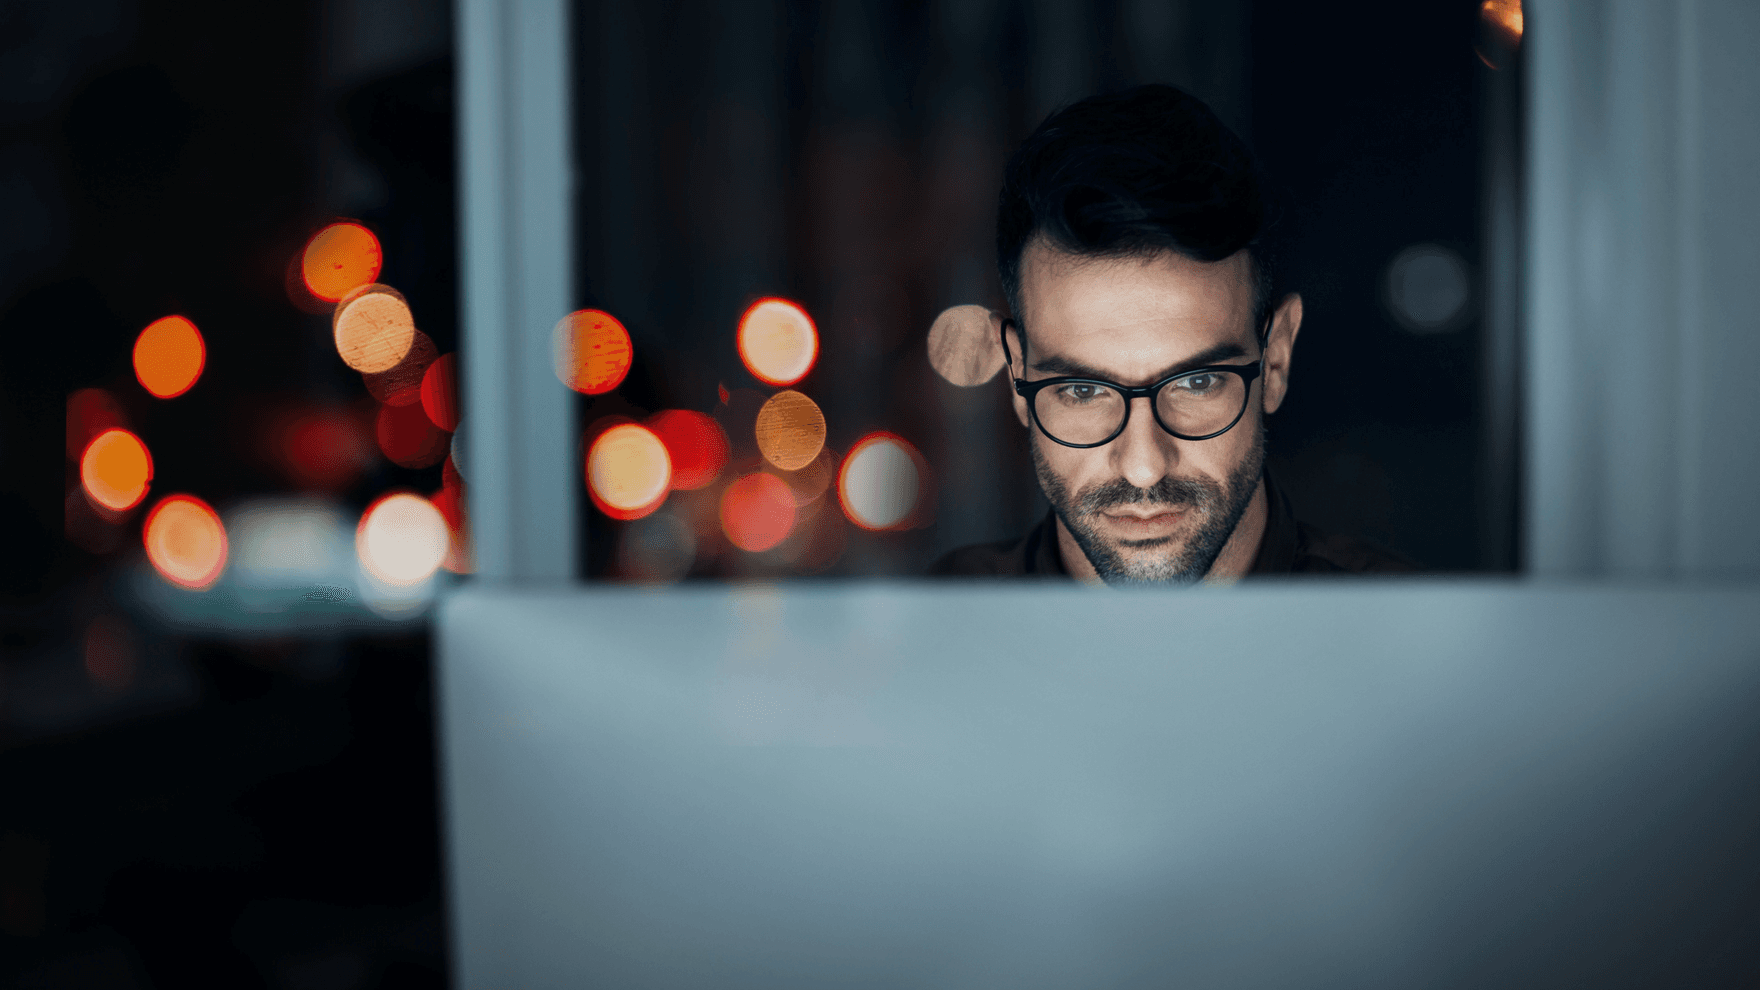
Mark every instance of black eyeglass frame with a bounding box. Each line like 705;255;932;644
1000;315;1269;448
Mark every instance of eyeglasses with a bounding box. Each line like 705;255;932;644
1001;316;1266;448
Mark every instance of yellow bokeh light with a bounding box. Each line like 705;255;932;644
333;284;416;373
738;298;818;386
356;492;449;586
588;423;672;519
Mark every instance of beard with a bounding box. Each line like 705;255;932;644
1032;419;1266;585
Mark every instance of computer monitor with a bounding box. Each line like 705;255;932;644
438;581;1760;989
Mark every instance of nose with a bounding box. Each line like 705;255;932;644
1109;395;1178;491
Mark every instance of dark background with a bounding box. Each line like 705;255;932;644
0;0;1502;986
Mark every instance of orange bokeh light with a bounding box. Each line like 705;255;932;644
302;221;384;302
81;429;152;512
357;492;449;586
838;433;925;531
738;298;818;386
588;423;672;520
376;401;450;469
133;316;205;399
720;471;796;553
753;389;826;471
421;353;460;432
143;494;228;590
333;284;416;373
645;409;728;490
553;309;633;395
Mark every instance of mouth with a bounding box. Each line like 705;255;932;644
1096;506;1189;538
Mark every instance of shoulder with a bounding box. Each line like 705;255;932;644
1290;522;1421;574
928;539;1029;577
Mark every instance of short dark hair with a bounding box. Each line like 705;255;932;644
996;85;1274;347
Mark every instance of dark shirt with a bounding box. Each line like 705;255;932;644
929;472;1417;577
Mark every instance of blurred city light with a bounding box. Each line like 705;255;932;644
780;445;836;506
302;221;384;302
616;511;696;582
645;409;728;490
421;353;460;431
66;388;126;460
754;389;826;471
588;423;672;520
226;498;352;588
553;308;633;395
132;315;206;399
720;471;796;552
838;433;924;531
363;328;436;405
80;428;152;511
928;304;1004;387
333;283;417;373
376;400;450;469
143;494;229;590
1477;0;1523;67
83;615;136;691
738;298;817;386
356;492;449;586
275;406;373;490
430;481;473;574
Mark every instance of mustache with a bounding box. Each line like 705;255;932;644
1072;473;1222;517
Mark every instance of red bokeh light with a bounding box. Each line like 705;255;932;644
645;410;729;491
720;471;796;553
275;406;373;490
421;353;460;432
376;401;449;468
67;388;126;460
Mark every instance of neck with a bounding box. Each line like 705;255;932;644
1054;477;1269;585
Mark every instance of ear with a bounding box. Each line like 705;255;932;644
1260;293;1303;415
1000;313;1031;428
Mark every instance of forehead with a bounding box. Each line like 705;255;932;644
1018;240;1255;375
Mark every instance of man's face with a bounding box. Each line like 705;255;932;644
1007;241;1299;583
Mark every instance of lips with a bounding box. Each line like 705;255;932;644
1098;507;1188;535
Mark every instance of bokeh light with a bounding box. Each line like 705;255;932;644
143;494;228;590
780;445;836;506
133;315;206;399
81;429;152;511
275;406;373;490
553;309;633;395
1477;0;1523;67
356;492;449;586
376;401;450;468
928;304;1004;387
738;298;818;386
646;409;728;490
838;433;924;531
302;221;383;302
587;423;672;520
430;481;473;574
720;471;796;553
333;283;416;373
421;353;460;432
226;499;352;588
362;329;436;406
66;388;126;460
753;390;827;472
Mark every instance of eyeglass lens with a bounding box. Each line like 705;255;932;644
1032;370;1249;444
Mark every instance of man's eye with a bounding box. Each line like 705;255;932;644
1175;374;1220;393
1056;383;1109;403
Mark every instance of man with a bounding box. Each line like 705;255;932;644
933;85;1412;581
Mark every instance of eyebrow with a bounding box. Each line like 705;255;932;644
1028;341;1252;383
